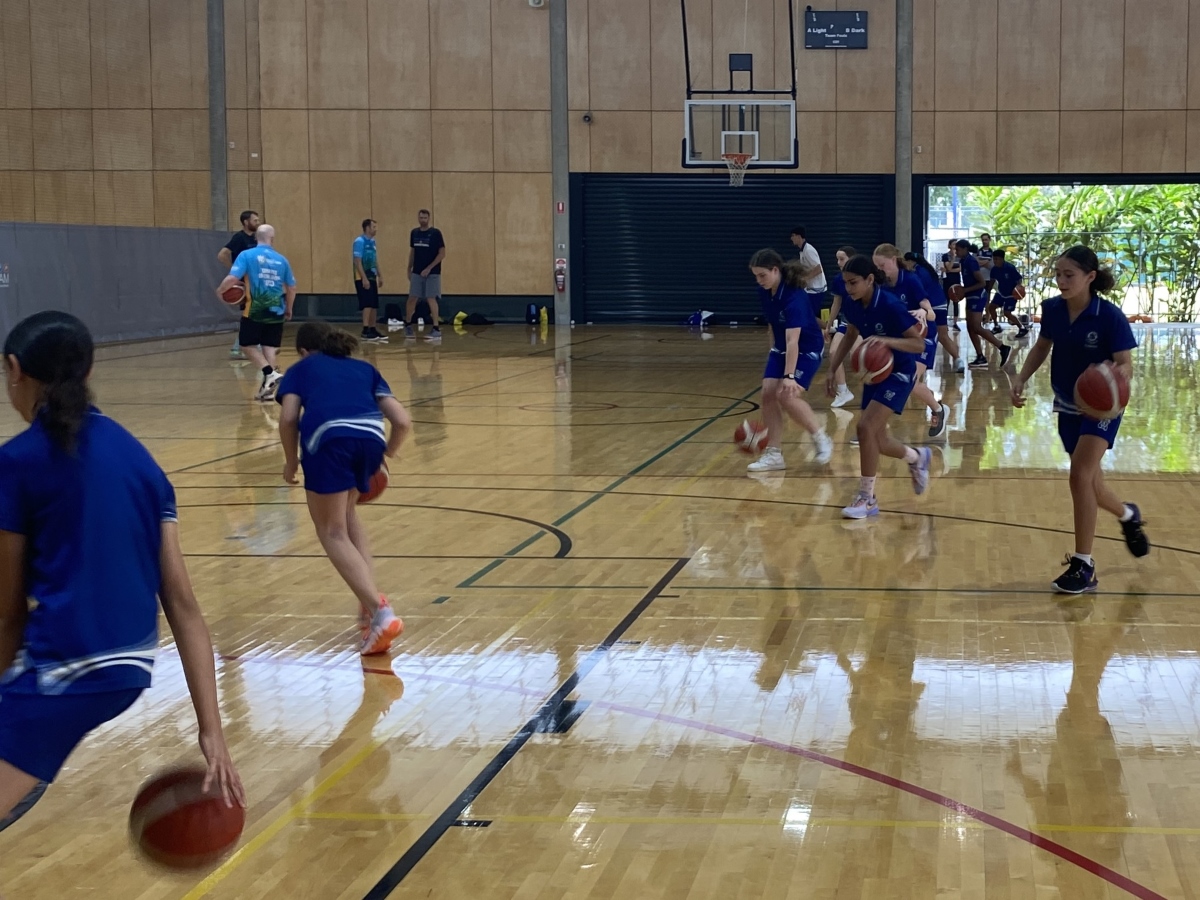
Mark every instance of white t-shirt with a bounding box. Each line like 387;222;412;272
796;242;827;292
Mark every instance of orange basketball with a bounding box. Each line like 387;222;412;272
848;340;894;386
911;314;928;339
1013;284;1027;301
220;283;245;305
949;284;965;302
733;419;769;454
1074;362;1130;421
129;768;244;871
357;460;389;504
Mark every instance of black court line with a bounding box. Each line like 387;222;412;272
361;557;690;900
181;553;679;561
170;442;278;474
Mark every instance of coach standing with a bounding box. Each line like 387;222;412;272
406;209;446;342
217;210;260;358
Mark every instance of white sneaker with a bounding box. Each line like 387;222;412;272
256;370;283;401
830;385;854;409
747;448;786;472
953;359;965;373
841;494;879;519
814;432;833;464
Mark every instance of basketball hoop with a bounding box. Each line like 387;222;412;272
721;152;752;186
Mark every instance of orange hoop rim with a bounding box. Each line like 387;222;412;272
721;152;754;167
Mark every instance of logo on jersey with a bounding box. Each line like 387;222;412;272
883;390;896;401
874;324;886;335
1097;418;1111;431
1085;331;1099;349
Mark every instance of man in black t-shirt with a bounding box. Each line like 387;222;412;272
406;209;446;342
218;210;260;358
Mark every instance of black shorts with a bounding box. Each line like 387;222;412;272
356;277;379;311
239;318;284;348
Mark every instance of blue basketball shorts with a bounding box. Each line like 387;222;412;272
966;292;988;314
862;371;915;415
302;436;386;495
764;348;820;390
933;306;948;328
1058;412;1121;455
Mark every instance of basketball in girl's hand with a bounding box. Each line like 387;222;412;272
1074;362;1129;420
357;461;389;504
911;314;928;339
849;340;894;385
129;768;244;871
220;283;245;305
1013;284;1027;301
949;284;965;302
733;419;769;455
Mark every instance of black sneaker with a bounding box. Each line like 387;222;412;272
1016;327;1030;338
1119;503;1150;557
991;324;1003;334
404;324;415;340
998;345;1012;368
928;402;948;439
951;322;961;332
968;356;988;368
1052;555;1098;594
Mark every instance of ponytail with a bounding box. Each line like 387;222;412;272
905;251;942;285
1059;245;1116;294
2;311;94;453
782;258;809;288
295;322;359;358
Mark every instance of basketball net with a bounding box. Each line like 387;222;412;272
721;152;752;186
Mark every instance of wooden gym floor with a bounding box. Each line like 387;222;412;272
2;323;1200;900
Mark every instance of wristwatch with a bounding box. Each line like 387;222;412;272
783;373;797;381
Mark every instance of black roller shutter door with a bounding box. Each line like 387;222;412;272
578;173;895;323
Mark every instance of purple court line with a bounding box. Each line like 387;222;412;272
226;657;1167;900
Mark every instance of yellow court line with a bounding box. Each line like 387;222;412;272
182;588;573;898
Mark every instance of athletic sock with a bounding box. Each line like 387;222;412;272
903;446;920;465
858;475;876;498
1071;553;1094;567
1119;504;1135;523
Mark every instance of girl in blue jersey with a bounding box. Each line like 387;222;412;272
825;246;859;409
874;245;949;439
905;251;963;373
0;312;243;828
825;256;933;519
987;249;1029;338
277;323;412;654
745;249;834;472
1010;246;1149;594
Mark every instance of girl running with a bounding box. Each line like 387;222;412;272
1009;246;1149;594
825;245;859;410
874;245;949;438
277;323;413;654
987;249;1029;337
746;249;834;472
954;239;1011;369
825;256;933;518
905;251;963;374
0;312;243;827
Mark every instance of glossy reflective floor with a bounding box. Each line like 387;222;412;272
3;324;1200;900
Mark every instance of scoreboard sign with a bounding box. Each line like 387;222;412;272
803;9;869;49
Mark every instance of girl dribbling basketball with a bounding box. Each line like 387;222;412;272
276;323;412;653
1009;246;1149;594
0;312;243;828
826;256;933;519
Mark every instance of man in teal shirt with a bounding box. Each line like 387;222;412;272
354;219;386;343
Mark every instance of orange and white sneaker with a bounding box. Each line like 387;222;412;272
358;595;392;633
360;602;403;656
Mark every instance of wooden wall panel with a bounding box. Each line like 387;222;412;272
836;111;894;173
32;110;93;171
153;171;208;227
794;15;836;111
432;172;495;294
94;171;155;226
711;0;773;98
996;110;1058;172
492;0;549;110
933;111;995;173
650;110;686;173
228;170;250;227
0;0;33;108
260;109;310;170
152;109;210;170
799;111;837;174
934;0;995;111
1190;0;1200;108
1124;0;1188;110
93;110;153;170
90;0;152;108
227;108;249;170
913;0;935;112
567;0;590;110
836;0;895;112
259;0;309;108
430;0;492;110
150;0;208;109
912;110;934;174
1060;0;1123;109
370;111;433;171
569;112;592;171
589;0;652;110
996;0;1059;110
245;0;262;109
431;111;495;172
494;111;551;173
588;111;652;171
1187;110;1200;169
1123;110;1186;171
370;172;433;279
262;171;312;291
308;171;371;292
0;110;32;170
224;0;249;109
367;0;429;109
29;1;92;109
1059;111;1123;171
34;172;94;224
0;172;35;221
494;173;551;294
307;0;368;109
308;109;371;170
651;0;688;112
